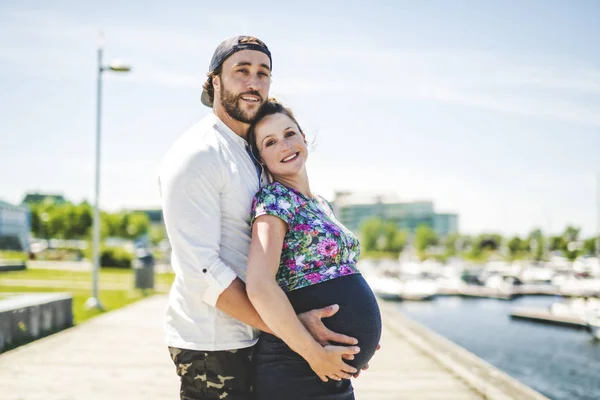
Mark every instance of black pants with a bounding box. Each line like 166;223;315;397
168;346;255;400
254;333;355;400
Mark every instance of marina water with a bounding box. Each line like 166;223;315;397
392;295;600;400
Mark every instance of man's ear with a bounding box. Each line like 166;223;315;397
213;75;221;92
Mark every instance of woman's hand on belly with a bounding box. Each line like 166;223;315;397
305;344;361;382
297;304;359;346
352;343;381;378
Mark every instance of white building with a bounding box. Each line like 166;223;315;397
0;200;30;252
333;192;459;237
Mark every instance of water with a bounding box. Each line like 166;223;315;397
393;296;600;400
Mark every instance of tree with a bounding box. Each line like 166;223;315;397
121;212;151;239
71;203;93;238
150;225;167;246
563;226;580;243
583;237;598;256
458;235;473;252
47;205;68;238
562;225;582;261
101;212;121;238
382;223;407;252
29;203;54;239
527;229;545;261
475;234;503;252
507;236;522;259
549;236;565;252
360;217;384;252
444;233;460;256
414;225;438;253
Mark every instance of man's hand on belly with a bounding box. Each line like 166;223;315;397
297;304;358;346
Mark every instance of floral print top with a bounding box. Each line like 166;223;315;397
250;181;360;292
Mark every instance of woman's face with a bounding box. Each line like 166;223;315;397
254;113;308;178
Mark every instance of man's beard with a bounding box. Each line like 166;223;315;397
221;83;263;124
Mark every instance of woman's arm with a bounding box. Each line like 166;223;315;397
246;215;360;382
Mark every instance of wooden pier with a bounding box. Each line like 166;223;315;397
509;307;588;329
438;285;514;300
0;295;549;400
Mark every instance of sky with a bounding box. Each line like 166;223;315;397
1;0;599;237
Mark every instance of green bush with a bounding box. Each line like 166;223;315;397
100;247;133;269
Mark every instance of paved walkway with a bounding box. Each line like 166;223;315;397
0;295;483;399
0;296;178;400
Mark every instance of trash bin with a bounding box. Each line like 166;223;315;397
133;249;155;290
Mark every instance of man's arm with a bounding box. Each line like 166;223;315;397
160;151;260;312
215;277;272;333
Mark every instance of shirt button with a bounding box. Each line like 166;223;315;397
202;269;207;273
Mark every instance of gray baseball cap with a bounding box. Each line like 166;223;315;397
201;35;272;108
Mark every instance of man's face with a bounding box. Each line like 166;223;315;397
216;50;271;123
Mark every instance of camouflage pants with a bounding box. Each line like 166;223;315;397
168;346;254;400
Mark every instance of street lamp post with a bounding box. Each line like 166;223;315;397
85;39;131;310
596;173;600;258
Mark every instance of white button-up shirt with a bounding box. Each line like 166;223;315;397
159;113;262;351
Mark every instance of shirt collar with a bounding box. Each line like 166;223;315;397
211;113;249;148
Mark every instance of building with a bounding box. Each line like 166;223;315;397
0;200;31;253
133;209;163;227
433;213;459;238
21;193;68;206
333;192;458;237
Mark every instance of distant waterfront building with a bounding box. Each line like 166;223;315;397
21;193;68;206
132;209;164;228
333;192;458;237
0;199;31;252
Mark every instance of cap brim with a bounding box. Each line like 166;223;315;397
201;90;213;108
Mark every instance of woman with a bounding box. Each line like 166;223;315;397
246;99;382;399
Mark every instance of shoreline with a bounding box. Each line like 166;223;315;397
377;299;550;400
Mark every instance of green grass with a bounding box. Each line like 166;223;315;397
0;267;175;324
1;267;175;285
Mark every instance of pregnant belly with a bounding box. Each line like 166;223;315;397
286;273;382;370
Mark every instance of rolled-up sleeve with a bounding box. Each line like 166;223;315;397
159;150;237;307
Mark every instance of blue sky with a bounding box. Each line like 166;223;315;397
1;0;599;236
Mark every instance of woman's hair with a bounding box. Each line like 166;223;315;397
247;98;305;165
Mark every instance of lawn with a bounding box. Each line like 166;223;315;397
0;267;175;324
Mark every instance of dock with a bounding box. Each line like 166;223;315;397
438;285;514;300
509;307;588;329
0;295;549;400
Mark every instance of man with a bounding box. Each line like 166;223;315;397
159;36;361;400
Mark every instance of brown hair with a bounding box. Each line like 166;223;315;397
247;98;305;165
202;36;269;105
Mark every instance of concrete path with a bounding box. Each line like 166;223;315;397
0;295;484;399
352;326;481;399
0;295;178;400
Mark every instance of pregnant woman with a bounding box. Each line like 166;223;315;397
246;99;382;400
